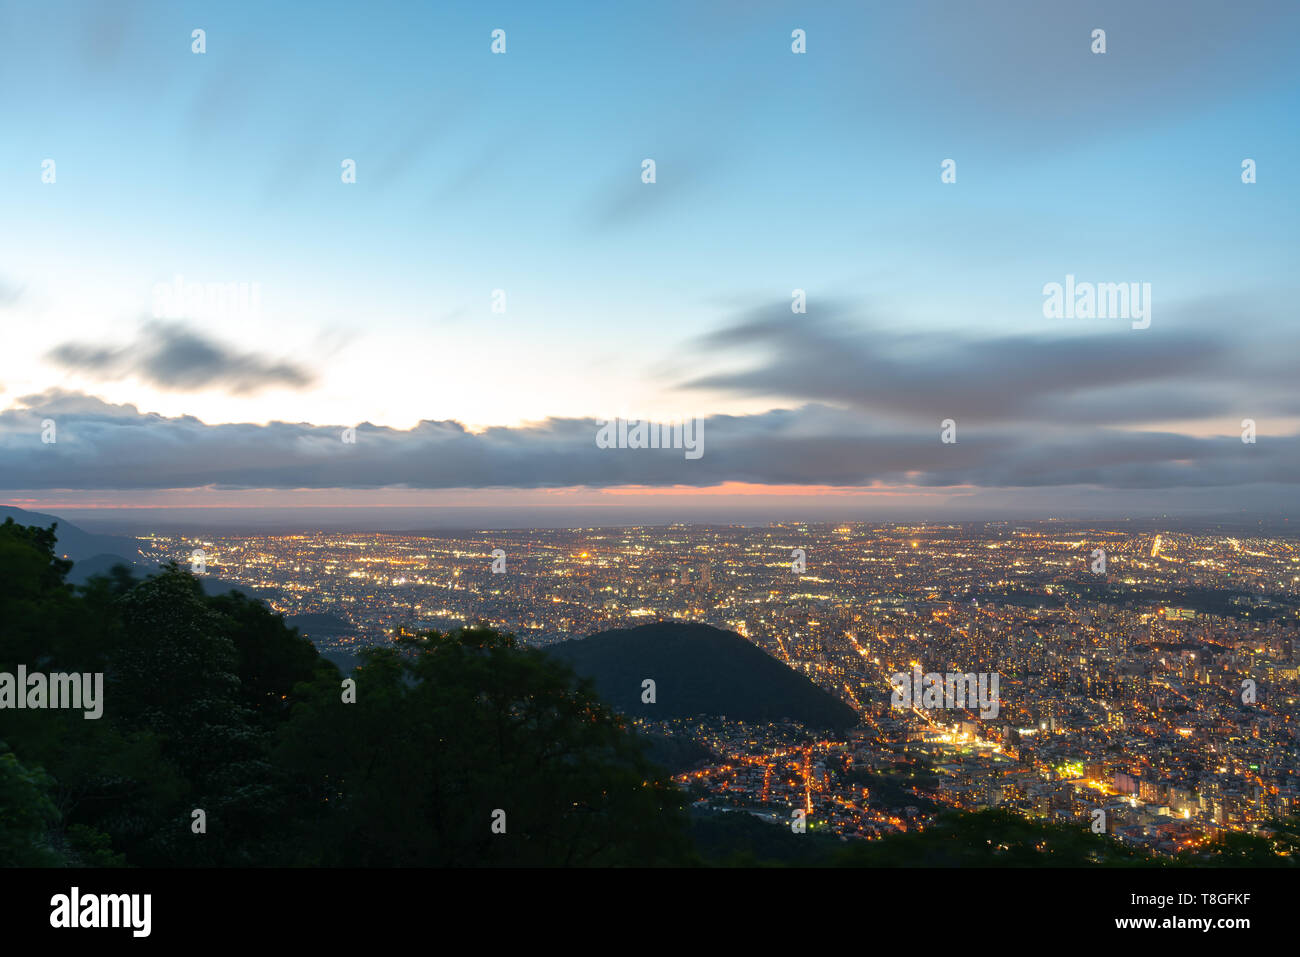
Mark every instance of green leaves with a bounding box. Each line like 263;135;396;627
274;628;692;866
0;743;64;866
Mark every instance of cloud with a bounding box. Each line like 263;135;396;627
676;301;1298;425
46;322;315;395
587;158;712;230
849;1;1300;147
0;277;23;308
1;391;1295;496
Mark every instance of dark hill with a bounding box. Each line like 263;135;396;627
547;621;859;731
1;505;147;582
0;505;140;563
0;507;264;593
286;614;361;674
286;613;356;638
65;552;140;585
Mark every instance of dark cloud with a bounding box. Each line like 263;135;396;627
1;392;1294;495
46;322;314;394
842;1;1300;147
677;302;1294;426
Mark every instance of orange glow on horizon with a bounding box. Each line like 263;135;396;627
7;481;978;510
594;482;975;498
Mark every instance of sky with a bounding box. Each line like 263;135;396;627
1;0;1298;525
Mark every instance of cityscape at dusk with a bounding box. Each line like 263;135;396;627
129;519;1299;856
2;0;1297;941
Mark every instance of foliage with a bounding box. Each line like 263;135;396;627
0;520;690;866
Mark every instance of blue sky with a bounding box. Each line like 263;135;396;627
1;1;1298;517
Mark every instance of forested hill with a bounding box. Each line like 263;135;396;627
547;621;860;731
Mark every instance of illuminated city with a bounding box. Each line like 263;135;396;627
2;0;1296;932
138;520;1300;856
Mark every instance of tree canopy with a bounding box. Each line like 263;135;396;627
0;519;689;866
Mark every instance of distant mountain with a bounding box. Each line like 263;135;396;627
286;613;356;638
315;648;364;675
0;505;277;596
0;505;141;563
286;613;361;675
198;577;275;600
65;552;140;585
1;505;148;583
546;621;859;731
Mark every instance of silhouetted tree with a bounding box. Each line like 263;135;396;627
275;626;693;865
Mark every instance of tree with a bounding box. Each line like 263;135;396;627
110;563;256;786
275;626;693;865
0;519;79;670
0;743;64;866
207;590;329;729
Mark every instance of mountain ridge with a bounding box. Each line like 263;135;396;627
546;621;859;730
